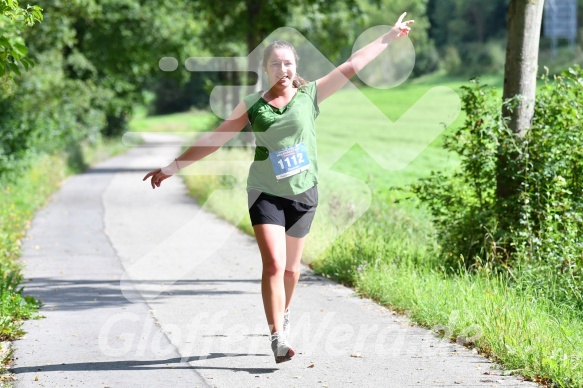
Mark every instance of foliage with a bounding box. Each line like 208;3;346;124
427;0;507;47
412;79;504;269
0;271;40;340
21;0;200;137
0;51;110;178
0;0;43;77
357;0;438;75
427;0;508;75
0;0;204;183
442;39;507;77
412;66;583;309
512;66;583;307
290;0;367;66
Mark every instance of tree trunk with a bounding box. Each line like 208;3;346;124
246;0;264;95
496;0;545;238
501;0;545;136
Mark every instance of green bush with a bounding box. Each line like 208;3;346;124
413;66;583;308
412;79;503;269
0;49;112;179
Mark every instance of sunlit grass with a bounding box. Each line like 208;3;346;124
357;266;583;386
130;108;219;134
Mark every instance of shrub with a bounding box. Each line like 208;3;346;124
412;66;583;308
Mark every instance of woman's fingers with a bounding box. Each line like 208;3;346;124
157;175;170;187
146;171;172;189
396;12;406;25
393;13;414;38
395;12;414;25
143;168;172;189
143;169;160;181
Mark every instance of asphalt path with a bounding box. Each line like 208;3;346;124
11;134;538;387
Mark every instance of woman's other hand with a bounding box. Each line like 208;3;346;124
143;168;173;189
391;12;414;39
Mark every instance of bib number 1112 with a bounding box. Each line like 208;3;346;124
278;153;305;170
269;143;311;180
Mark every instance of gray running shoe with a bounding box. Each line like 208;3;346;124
283;309;290;338
270;332;295;363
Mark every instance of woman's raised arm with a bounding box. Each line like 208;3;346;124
143;102;250;189
315;12;414;104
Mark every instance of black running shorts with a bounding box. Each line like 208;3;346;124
248;185;318;238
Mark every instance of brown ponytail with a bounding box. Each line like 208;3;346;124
293;73;308;88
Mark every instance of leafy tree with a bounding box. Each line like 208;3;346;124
427;0;509;75
0;0;206;179
0;0;43;76
413;67;583;307
428;0;508;46
357;0;437;75
195;0;365;94
22;0;202;136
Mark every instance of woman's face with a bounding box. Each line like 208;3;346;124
264;48;297;88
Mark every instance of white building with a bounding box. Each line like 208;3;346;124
543;0;578;57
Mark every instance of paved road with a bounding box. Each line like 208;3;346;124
11;134;538;387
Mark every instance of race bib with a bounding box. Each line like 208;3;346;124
269;143;311;180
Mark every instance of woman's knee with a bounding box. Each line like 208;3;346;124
284;268;300;279
262;259;285;277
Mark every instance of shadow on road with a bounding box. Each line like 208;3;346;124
10;354;277;374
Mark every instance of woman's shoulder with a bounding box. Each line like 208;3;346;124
299;80;316;90
298;81;318;104
242;91;269;124
243;91;263;108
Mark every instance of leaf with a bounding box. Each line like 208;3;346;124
26;58;35;70
11;50;23;61
13;43;28;56
23;57;35;68
21;58;30;70
8;63;21;76
0;63;5;77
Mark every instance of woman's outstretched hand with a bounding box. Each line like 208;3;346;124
143;168;172;189
391;12;414;39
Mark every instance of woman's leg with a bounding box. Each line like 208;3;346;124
284;234;306;311
253;224;287;334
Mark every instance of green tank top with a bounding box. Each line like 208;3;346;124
243;81;320;196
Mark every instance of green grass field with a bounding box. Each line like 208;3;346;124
130;73;582;387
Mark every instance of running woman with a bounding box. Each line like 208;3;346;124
143;13;413;363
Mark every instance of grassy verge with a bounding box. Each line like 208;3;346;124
311;205;583;386
0;137;127;381
130;73;582;386
356;265;583;387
